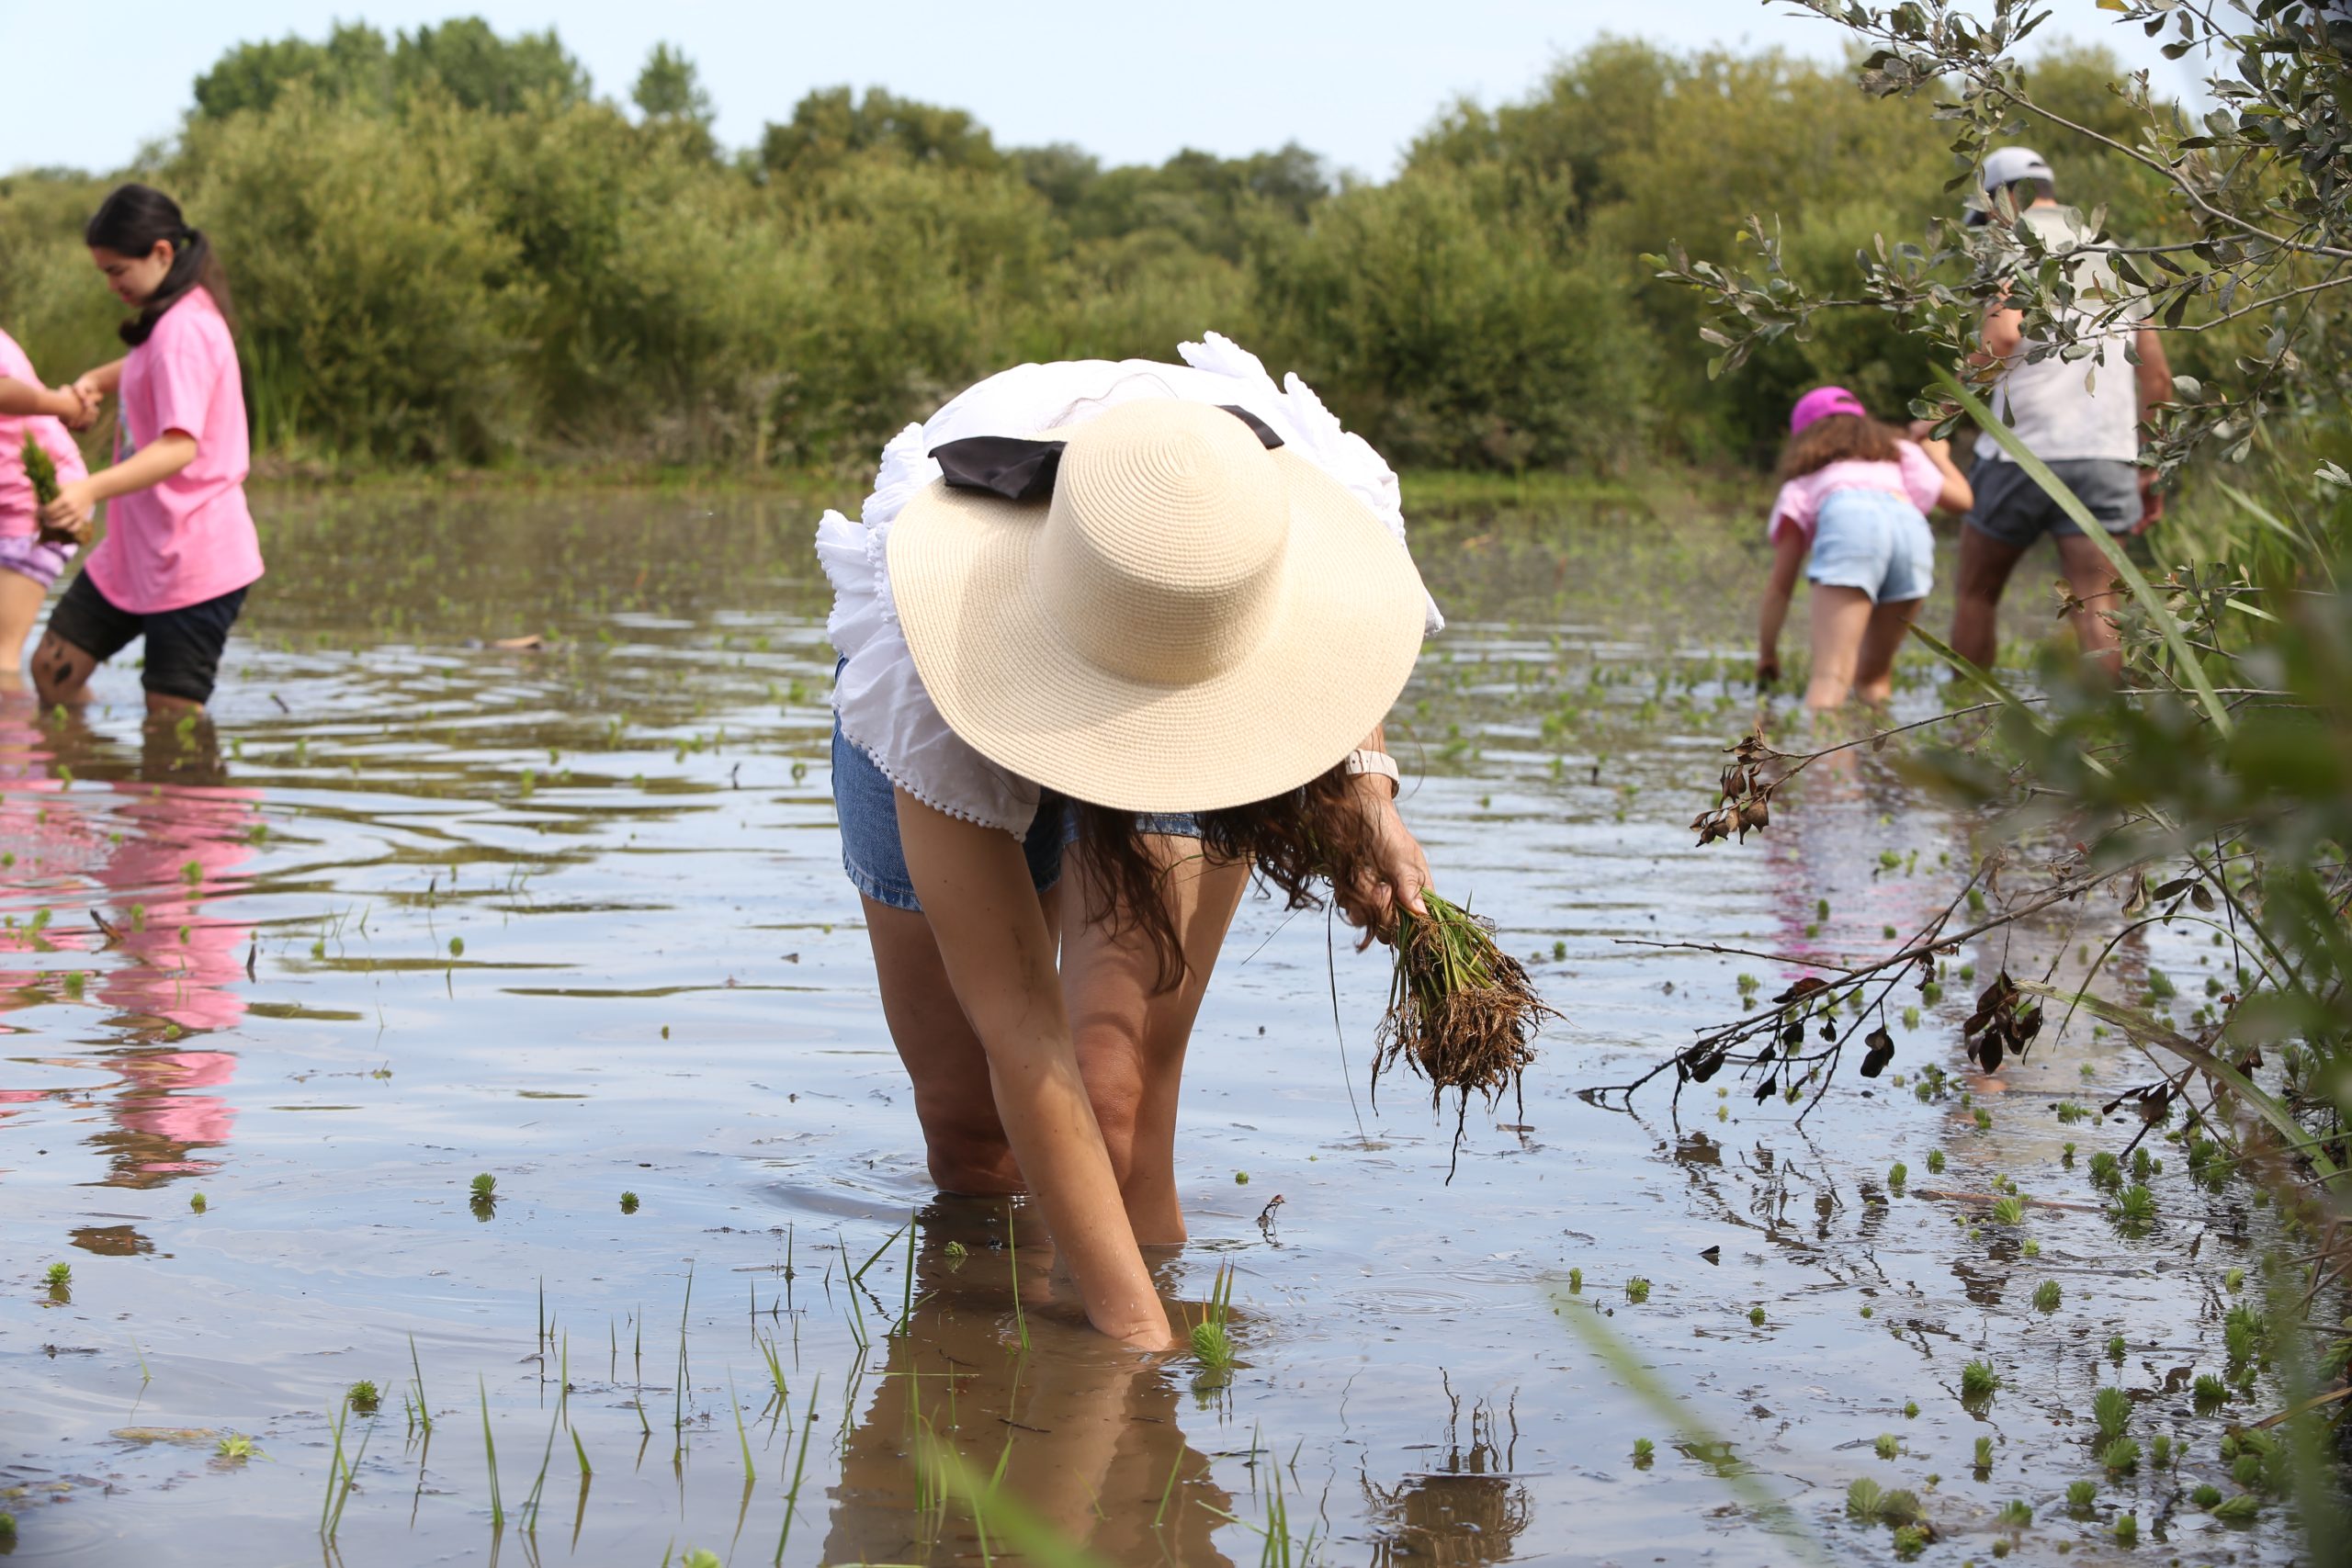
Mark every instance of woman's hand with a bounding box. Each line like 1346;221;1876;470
1335;782;1431;945
39;480;98;547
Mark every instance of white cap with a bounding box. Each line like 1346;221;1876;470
1968;146;2055;222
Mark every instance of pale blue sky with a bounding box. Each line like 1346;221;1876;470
0;1;2206;179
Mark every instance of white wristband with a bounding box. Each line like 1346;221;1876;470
1344;748;1399;795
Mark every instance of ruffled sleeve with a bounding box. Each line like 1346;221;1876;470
1179;333;1443;635
819;423;1046;838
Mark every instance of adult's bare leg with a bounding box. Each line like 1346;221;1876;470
1950;525;2029;671
861;886;1063;1196
1057;837;1251;1246
2055;531;2126;676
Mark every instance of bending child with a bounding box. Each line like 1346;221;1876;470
36;184;262;718
1758;386;1971;707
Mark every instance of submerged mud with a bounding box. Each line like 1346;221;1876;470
0;490;2310;1564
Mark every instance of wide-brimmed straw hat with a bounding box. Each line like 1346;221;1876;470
886;398;1430;813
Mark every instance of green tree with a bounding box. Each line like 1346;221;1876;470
632;43;712;127
757;87;1001;184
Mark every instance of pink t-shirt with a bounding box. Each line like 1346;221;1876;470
0;328;90;537
86;288;264;614
1769;441;1944;545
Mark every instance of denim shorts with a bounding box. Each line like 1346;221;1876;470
1808;487;1936;604
1964;456;2141;547
831;719;1201;914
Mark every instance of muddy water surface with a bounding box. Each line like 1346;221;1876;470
0;490;2302;1565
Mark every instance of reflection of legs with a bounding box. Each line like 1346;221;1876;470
1950;525;2027;670
864;889;1062;1196
1852;597;1924;704
1059;839;1250;1246
2055;532;2125;675
0;570;47;674
1804;585;1875;708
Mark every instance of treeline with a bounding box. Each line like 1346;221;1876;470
0;17;2182;476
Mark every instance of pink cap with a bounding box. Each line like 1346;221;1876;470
1790;386;1871;433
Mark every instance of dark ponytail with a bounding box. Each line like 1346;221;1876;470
85;184;234;347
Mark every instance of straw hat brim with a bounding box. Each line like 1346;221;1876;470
887;447;1429;814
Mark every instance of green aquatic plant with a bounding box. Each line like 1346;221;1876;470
2109;1183;2156;1232
2224;1266;2245;1292
1747;1304;1766;1326
1887;1161;1907;1189
2150;1434;2173;1469
1991;1195;2024;1226
2191;1482;2223;1508
1873;1433;1899;1461
2211;1492;2262;1522
215;1433;257;1461
1925;1149;1946;1175
1997;1500;2030;1529
2100;1437;2141;1474
2193;1373;2229;1409
1631;1437;1654;1468
2092;1385;2132;1440
189;1190;207;1212
2087;1151;2122;1190
1960;1359;1998;1404
618;1190;639;1213
347;1380;380;1414
1846;1476;1885;1519
1973;1437;1993;1471
1879;1490;1922;1525
2112;1513;2138;1546
1972;1107;1992;1131
1566;1267;1582;1293
2107;1335;2128;1362
1902;1399;1918;1419
448;936;465;957
1624;1276;1650;1303
1375;891;1553;1173
45;1261;71;1289
2066;1479;2098;1513
1189;1261;1237;1382
1891;1524;1927;1559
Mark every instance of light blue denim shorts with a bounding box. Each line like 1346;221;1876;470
831;718;1200;914
1808;487;1936;604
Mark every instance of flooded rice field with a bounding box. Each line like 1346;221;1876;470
0;489;2308;1565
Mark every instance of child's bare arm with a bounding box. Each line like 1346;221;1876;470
1758;524;1806;682
1916;438;1973;513
0;377;85;421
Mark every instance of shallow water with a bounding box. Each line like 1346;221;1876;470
0;489;2307;1565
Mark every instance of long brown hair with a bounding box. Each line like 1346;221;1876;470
1071;762;1382;992
1776;412;1900;482
85;184;234;347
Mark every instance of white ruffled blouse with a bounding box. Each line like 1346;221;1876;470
816;333;1443;839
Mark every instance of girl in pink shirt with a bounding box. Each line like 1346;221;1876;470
1758;386;1972;707
0;327;94;670
36;184;263;718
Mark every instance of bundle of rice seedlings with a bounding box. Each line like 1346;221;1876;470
22;435;72;546
1374;891;1555;1178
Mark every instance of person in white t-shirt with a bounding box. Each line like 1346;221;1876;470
1951;147;2172;674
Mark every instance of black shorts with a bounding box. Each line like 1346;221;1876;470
45;570;250;705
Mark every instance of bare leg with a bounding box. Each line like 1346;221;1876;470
1804;584;1876;708
1950;525;2028;670
1852;597;1925;704
0;571;47;674
144;691;205;721
29;629;98;709
861;887;1061;1196
2055;532;2126;676
1058;837;1250;1245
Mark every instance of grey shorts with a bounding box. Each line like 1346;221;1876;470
1963;457;2141;547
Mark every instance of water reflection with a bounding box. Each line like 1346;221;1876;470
820;1200;1233;1566
0;702;255;1201
1363;1382;1532;1565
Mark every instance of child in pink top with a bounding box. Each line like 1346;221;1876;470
37;184;263;718
1758;386;1972;707
0;328;93;670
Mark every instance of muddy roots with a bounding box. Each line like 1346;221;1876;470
1374;893;1555;1179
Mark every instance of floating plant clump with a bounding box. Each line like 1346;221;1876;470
1374;891;1556;1179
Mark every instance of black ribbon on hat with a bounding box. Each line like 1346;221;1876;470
931;404;1283;503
